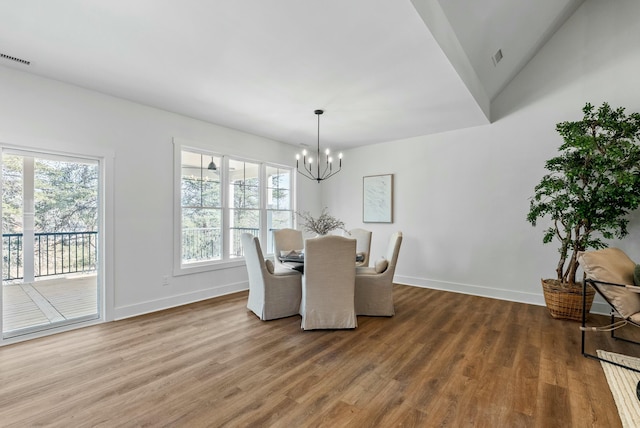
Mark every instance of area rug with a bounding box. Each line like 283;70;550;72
597;350;640;428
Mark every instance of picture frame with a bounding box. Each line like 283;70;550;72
363;174;393;223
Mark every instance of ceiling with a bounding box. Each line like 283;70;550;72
0;0;583;151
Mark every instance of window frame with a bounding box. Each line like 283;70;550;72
227;156;261;260
173;140;295;276
264;164;295;254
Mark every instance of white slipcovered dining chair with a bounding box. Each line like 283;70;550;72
355;231;403;316
273;228;304;270
346;228;372;267
242;233;302;320
300;235;357;330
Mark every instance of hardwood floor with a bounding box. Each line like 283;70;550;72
0;284;633;427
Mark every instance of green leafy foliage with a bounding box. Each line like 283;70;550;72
2;155;98;234
527;103;640;284
34;159;98;232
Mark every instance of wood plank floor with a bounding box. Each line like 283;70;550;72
0;284;633;427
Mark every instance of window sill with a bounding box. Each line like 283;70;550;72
173;258;246;277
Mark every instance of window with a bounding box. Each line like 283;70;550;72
228;159;260;258
180;151;222;263
175;144;294;273
265;165;292;254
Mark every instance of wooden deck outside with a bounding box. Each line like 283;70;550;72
2;274;98;333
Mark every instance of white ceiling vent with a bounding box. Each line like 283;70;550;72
0;52;31;66
491;49;503;66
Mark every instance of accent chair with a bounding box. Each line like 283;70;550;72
578;247;640;373
273;228;304;270
300;235;357;330
242;233;302;320
347;228;372;267
354;231;402;316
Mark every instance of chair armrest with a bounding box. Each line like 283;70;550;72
586;278;630;288
585;278;640;320
355;267;378;276
273;264;303;275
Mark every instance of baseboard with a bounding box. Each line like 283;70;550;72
590;301;611;316
395;275;611;316
113;276;611;321
114;280;248;320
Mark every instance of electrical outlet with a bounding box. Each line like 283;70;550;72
162;275;169;286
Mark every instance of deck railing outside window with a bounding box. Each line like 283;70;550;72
4;227;280;278
182;227;260;263
182;227;222;263
231;227;259;257
3;231;98;281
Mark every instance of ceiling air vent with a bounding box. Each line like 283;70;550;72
491;49;503;66
0;52;31;66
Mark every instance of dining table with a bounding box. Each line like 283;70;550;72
278;251;364;273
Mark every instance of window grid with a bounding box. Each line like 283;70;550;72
178;147;294;270
180;152;223;264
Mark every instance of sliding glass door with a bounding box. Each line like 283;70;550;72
2;150;101;338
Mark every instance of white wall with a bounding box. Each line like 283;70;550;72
323;0;640;312
0;66;321;320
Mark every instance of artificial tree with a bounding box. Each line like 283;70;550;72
527;102;640;291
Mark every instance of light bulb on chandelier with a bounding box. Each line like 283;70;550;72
296;109;342;182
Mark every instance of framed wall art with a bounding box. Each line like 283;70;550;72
363;174;393;223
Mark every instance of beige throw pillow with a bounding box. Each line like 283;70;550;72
375;258;388;274
578;248;640;318
265;259;275;274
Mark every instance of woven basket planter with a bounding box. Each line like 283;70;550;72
541;279;595;321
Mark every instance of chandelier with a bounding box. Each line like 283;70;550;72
296;109;342;182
